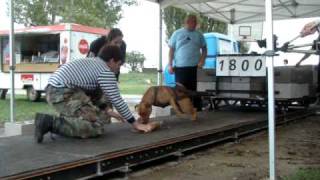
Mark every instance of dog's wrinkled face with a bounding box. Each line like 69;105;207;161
136;103;152;124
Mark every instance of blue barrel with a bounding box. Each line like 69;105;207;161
204;33;219;69
163;64;176;87
203;57;216;69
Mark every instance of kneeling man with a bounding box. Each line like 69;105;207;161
35;45;154;143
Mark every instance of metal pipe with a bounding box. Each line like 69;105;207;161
157;5;163;85
287;43;314;49
67;24;72;62
9;0;15;122
265;0;276;179
287;34;301;44
285;49;318;54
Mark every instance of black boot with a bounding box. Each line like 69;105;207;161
35;113;55;143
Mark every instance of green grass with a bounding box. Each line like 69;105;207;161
283;168;320;180
0;95;56;123
118;72;158;94
0;72;158;123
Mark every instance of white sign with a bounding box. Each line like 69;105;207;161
216;55;266;77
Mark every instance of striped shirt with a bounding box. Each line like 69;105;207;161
48;57;135;123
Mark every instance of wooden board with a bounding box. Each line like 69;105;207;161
2;63;59;73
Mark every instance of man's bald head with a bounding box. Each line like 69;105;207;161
185;14;198;31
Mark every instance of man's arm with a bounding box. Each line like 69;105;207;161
198;46;207;68
198;33;207;68
98;72;134;122
168;31;177;74
168;47;175;74
98;71;153;132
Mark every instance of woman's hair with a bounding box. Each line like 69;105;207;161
106;28;123;44
97;45;122;62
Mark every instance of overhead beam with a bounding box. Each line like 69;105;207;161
204;2;231;23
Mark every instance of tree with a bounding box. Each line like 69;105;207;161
126;51;146;72
163;6;227;40
9;0;136;28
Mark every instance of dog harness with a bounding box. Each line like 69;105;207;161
152;86;188;112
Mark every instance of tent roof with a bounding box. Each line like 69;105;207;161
146;0;320;24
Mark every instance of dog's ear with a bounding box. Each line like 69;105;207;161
134;104;140;111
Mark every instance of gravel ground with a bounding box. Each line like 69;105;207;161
128;115;320;180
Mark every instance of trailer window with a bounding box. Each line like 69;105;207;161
22;34;60;64
1;34;60;65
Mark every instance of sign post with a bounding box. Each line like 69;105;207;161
9;0;15;123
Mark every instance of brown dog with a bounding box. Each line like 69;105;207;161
135;83;197;123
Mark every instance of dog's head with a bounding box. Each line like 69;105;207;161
135;103;152;124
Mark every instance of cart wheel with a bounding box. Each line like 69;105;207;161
0;89;8;100
26;86;41;102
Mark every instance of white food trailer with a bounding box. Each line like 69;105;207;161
0;23;108;101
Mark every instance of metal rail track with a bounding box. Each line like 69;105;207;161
3;109;314;180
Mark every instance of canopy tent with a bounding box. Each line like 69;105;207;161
7;0;319;179
144;1;320;180
146;0;320;23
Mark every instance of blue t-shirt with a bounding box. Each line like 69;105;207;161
168;28;206;67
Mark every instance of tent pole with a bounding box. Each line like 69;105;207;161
265;0;276;179
157;5;163;85
9;0;15;123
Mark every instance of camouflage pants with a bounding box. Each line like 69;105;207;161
46;85;112;138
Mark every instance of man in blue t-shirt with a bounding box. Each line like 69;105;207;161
168;14;207;111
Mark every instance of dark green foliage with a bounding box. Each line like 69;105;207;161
163;6;227;40
126;51;146;72
10;0;136;27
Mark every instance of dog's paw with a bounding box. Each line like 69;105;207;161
191;111;197;121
